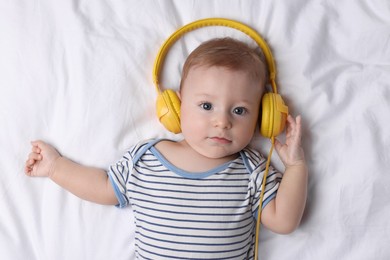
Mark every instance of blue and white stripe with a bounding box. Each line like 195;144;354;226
108;139;281;259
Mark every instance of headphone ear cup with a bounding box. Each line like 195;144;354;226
156;89;181;134
260;93;288;138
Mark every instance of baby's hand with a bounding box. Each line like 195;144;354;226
274;115;305;168
25;140;61;177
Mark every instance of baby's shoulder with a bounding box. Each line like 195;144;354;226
240;147;267;171
120;138;160;162
153;139;180;154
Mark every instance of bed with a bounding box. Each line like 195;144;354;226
1;0;390;259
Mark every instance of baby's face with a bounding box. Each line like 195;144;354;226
179;65;263;159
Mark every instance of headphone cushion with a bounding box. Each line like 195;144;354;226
156;89;181;134
260;93;287;138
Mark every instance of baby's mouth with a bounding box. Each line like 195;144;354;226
210;136;232;144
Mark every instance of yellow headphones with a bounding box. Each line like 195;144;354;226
153;18;288;138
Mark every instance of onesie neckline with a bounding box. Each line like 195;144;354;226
149;140;243;179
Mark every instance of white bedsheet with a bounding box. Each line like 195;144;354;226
1;0;390;259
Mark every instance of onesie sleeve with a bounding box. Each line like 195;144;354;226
107;150;133;208
107;139;155;208
252;164;282;215
243;148;283;218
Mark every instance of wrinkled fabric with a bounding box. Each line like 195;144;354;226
0;0;389;259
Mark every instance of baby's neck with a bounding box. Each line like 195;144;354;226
155;140;238;173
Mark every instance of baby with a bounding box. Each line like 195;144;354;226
25;38;308;259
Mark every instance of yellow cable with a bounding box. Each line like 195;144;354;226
254;137;275;259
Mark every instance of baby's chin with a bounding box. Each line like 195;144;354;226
198;147;241;162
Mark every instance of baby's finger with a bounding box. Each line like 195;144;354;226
288;116;302;146
32;146;41;154
24;159;36;174
287;114;295;123
284;115;295;136
25;158;35;166
296;115;302;124
285;115;296;131
31;140;47;149
28;152;42;161
294;115;302;136
25;159;38;174
24;166;32;175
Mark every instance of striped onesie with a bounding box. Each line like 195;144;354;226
108;139;282;259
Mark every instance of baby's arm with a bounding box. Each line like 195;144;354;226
261;115;308;234
25;140;118;205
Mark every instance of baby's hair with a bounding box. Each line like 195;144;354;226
180;37;268;89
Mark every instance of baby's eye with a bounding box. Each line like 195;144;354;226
200;102;212;111
233;107;247;115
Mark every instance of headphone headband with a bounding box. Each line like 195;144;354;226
153;18;278;94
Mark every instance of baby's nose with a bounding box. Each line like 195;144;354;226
213;112;232;129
